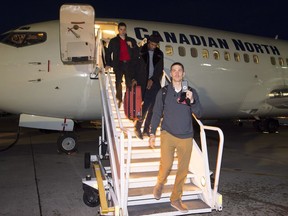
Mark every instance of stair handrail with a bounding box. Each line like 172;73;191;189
98;69;121;208
193;114;224;209
103;70;133;215
95;30;131;214
106;68;133;213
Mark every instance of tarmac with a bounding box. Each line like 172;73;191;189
0;114;288;216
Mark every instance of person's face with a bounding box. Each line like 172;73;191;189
147;41;158;51
118;26;127;37
170;64;185;82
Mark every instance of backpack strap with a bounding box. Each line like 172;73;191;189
161;85;168;105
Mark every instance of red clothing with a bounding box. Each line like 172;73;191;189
119;38;130;61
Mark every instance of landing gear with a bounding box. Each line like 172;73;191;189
57;132;78;154
253;118;279;133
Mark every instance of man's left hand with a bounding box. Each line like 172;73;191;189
186;90;194;104
127;41;133;48
146;79;153;90
131;79;137;87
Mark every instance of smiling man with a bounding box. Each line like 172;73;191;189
149;62;202;213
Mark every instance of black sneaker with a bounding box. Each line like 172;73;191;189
134;128;143;139
117;100;122;108
142;130;149;137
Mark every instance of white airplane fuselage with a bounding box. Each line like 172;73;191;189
0;21;101;120
0;19;287;123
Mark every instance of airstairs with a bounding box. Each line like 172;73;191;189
82;68;224;215
82;24;224;216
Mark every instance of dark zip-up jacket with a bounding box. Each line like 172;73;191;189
105;34;138;70
134;43;163;97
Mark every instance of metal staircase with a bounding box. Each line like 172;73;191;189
82;27;224;215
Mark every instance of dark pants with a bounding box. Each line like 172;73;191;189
114;61;133;102
135;82;160;132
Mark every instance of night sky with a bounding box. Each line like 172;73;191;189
1;0;288;40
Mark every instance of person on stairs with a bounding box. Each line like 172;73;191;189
148;62;202;213
105;22;138;108
132;34;163;139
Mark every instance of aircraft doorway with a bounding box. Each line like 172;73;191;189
94;21;118;67
95;21;117;47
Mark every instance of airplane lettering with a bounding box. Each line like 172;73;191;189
232;39;280;55
253;43;264;53
134;27;150;40
218;38;229;49
190;35;201;46
134;27;281;55
164;32;177;43
179;33;190;44
208;37;219;48
270;46;280;55
200;36;207;47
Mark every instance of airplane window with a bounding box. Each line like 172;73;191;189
234;52;240;62
279;57;284;66
224;51;230;61
202;49;209;58
270;57;276;65
178;46;186;57
253;55;259;64
190;48;198;58
244;54;250;63
165;45;173;56
1;32;47;47
213;50;220;60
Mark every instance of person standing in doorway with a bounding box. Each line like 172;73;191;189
132;34;163;139
105;22;138;108
149;62;202;213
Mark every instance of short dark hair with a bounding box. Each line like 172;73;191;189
118;22;127;29
148;34;160;43
170;62;184;71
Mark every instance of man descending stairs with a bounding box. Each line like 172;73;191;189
101;72;224;215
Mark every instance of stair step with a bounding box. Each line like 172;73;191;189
128;199;211;216
128;170;195;188
127;158;178;172
125;146;161;159
127;183;202;205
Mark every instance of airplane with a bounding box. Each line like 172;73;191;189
0;4;287;153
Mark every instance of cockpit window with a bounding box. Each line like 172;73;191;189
0;32;47;47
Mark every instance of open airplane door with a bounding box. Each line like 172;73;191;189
60;4;95;64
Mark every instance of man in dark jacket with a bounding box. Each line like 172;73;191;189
133;34;164;139
105;22;138;108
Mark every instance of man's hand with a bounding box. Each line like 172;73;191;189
149;134;156;149
146;79;153;90
105;66;111;71
186;90;194;104
131;79;137;87
127;41;133;48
